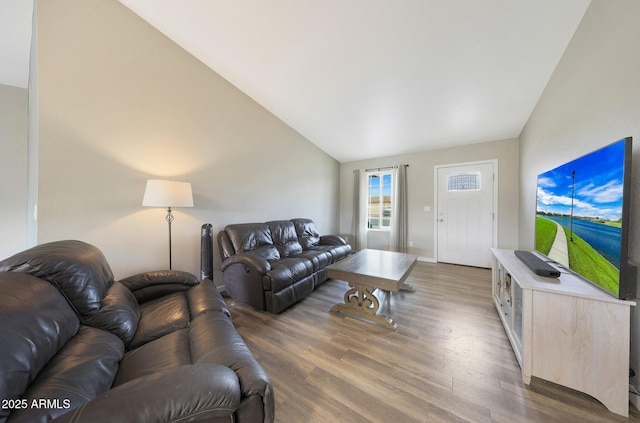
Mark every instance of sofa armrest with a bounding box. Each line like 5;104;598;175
220;253;271;274
220;253;270;311
320;234;348;246
119;270;199;303
52;364;240;423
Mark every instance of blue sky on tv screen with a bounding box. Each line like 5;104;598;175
536;140;625;221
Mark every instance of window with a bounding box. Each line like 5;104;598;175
448;173;480;191
367;171;393;229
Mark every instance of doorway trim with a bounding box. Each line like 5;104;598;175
433;159;499;265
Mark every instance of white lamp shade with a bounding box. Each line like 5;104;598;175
142;179;194;208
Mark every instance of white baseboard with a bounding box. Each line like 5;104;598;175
418;256;436;263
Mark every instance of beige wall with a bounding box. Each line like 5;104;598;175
519;1;640;253
339;138;519;261
519;0;640;391
37;0;340;281
0;84;29;259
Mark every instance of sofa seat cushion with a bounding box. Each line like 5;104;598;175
8;326;124;423
311;244;352;262
114;329;191;386
0;273;80;422
263;258;314;292
126;280;228;351
116;310;272;403
128;293;190;350
291;249;332;271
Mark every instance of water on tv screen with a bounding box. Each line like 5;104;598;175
535;138;631;298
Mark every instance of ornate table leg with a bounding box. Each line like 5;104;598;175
330;283;398;330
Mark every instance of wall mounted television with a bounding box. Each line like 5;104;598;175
535;137;636;300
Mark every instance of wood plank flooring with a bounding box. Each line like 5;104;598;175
225;262;640;422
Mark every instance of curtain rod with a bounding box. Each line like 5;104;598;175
355;164;409;173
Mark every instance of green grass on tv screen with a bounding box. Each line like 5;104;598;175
535;216;556;256
535;216;619;296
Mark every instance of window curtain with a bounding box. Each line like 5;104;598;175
352;169;368;251
390;164;409;253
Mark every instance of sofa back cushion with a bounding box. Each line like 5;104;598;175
0;240;115;317
266;220;303;257
224;223;280;261
217;229;236;261
0;272;80;421
291;218;321;249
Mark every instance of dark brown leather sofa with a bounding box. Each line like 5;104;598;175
217;218;351;313
0;240;274;423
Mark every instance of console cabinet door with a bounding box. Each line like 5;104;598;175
531;291;630;416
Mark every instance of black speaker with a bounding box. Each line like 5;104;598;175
200;223;213;280
514;250;560;278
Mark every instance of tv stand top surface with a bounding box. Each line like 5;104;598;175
491;248;636;306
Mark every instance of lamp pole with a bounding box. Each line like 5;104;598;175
165;207;174;269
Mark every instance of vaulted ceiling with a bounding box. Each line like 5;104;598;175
3;1;591;162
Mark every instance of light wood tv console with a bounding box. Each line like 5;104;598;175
491;248;635;417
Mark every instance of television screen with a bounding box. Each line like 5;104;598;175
535;137;634;299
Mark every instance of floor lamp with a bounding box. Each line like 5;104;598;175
142;179;194;269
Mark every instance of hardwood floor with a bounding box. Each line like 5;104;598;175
226;262;640;422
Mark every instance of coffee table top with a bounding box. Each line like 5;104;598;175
327;249;418;291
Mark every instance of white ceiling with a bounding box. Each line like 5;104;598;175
3;1;591;163
118;0;590;162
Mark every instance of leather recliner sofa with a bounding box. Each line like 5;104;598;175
217;218;351;313
0;240;274;423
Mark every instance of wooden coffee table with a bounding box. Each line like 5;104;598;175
327;249;417;330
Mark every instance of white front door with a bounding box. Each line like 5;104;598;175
436;161;496;268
